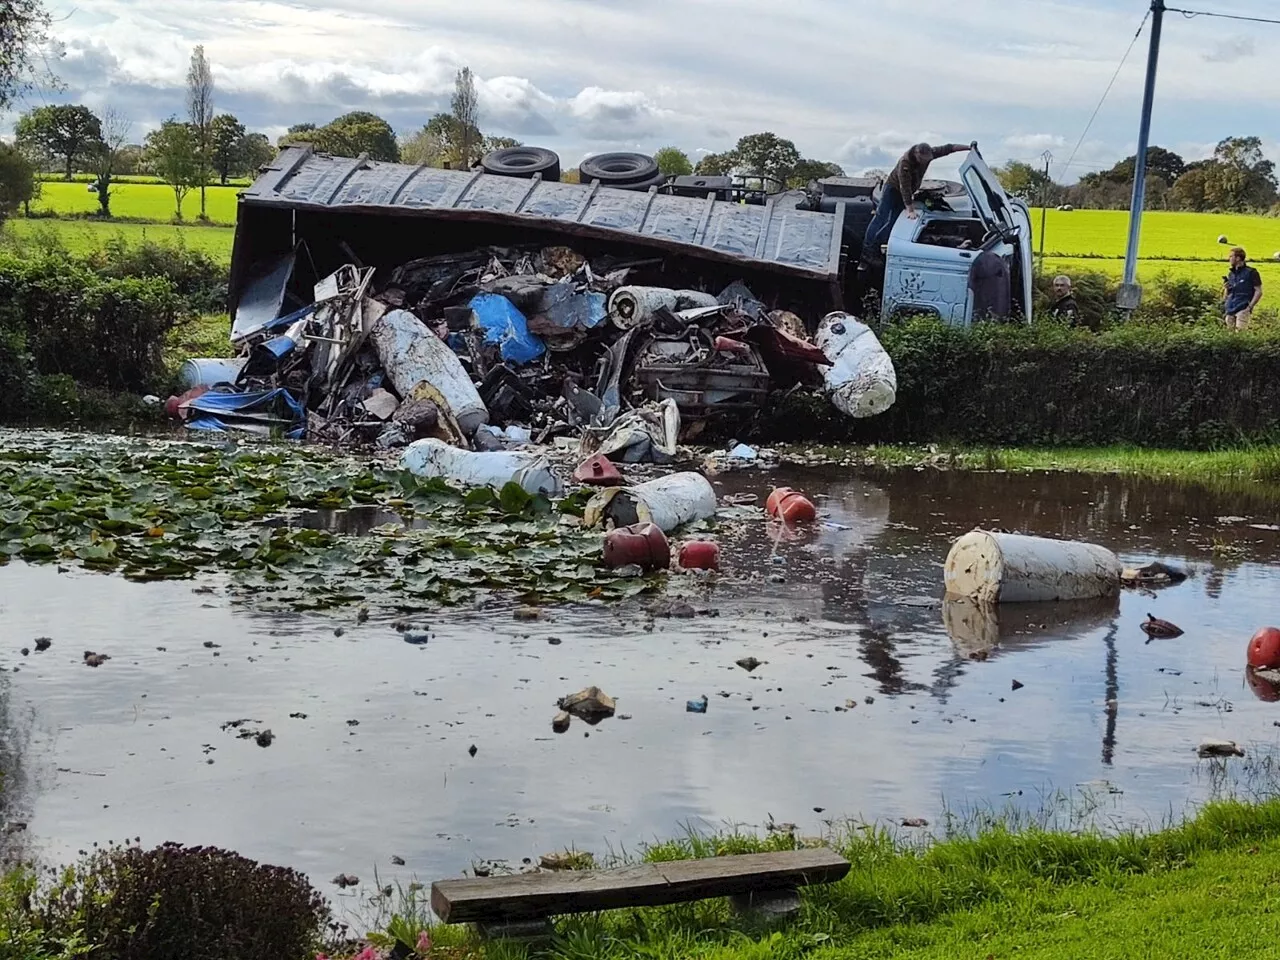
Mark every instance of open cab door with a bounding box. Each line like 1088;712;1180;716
959;147;1034;321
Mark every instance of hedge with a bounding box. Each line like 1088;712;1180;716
0;251;181;414
756;317;1280;449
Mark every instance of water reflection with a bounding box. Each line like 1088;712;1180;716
4;463;1280;883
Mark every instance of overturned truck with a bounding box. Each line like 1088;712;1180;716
181;143;1028;447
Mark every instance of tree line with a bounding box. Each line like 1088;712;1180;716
996;138;1279;215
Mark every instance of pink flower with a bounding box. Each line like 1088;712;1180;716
353;947;379;960
416;931;433;955
315;954;329;960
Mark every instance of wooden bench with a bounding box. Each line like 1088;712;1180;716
431;848;851;939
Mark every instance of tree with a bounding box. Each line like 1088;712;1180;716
480;134;520;157
0;142;36;225
789;158;845;188
186;45;215;219
239;132;275;178
14;105;103;179
209;113;246;184
12;139;43;215
0;1;50;111
289;112;400;162
653;147;693;177
400;124;448;167
88;108;131;217
1165;136;1278;213
732;132;800;182
451;67;481;169
145;119;201;219
995;160;1054;201
694;151;736;176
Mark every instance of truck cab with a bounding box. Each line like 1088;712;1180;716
877;148;1033;325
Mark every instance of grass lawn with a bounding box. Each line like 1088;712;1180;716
32;180;242;224
3;217;234;261
1031;208;1280;261
1042;255;1280;288
363;797;1280;959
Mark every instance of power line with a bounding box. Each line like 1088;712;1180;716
1167;6;1280;26
1059;8;1153;178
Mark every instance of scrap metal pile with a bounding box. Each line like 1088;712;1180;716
168;244;898;460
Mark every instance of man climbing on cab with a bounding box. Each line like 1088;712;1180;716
861;141;972;266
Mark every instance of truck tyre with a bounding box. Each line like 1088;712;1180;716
580;152;660;185
604;171;668;192
481;147;562;182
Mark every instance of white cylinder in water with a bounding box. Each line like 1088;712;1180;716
608;472;718;532
944;529;1122;604
608;287;718;329
814;312;897;418
402;438;563;496
176;357;246;390
371;310;488;436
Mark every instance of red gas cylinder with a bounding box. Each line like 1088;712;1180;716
573;453;623;486
603;522;670;571
1245;666;1280;703
1247;626;1280;669
679;540;720;571
766;487;817;523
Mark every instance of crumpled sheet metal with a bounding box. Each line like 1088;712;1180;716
581;399;680;464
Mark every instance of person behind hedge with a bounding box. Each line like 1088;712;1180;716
1223;247;1262;330
860;141;972;264
1049;275;1079;321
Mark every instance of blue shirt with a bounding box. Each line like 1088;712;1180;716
1225;264;1261;313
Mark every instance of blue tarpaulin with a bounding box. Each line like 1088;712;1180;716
184;388;306;439
470;293;546;365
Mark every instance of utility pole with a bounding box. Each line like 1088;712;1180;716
1119;0;1166;309
1037;150;1053;275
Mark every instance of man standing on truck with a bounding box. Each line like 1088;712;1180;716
1223;247;1262;330
860;141;972;265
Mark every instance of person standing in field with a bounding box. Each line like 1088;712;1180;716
860;141;972;264
1223;247;1262;330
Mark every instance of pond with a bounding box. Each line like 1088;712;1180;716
3;448;1280;897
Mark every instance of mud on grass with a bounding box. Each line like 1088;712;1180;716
0;432;660;611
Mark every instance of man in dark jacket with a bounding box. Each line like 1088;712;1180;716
1224;247;1262;330
860;141;971;263
1049;275;1079;321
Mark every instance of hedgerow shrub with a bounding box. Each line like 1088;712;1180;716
757;317;1280;449
40;843;331;960
0;251;181;393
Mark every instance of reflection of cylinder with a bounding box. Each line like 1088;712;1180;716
943;595;1121;657
944;530;1121;604
608;287;718;329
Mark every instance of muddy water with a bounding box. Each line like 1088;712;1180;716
3;464;1280;893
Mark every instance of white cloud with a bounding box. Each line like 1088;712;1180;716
5;0;1278;172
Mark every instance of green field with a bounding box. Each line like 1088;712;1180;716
32;180;242;224
4;217;235;259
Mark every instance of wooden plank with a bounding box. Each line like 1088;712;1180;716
431;849;849;924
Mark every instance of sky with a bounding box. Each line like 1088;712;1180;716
10;0;1280;182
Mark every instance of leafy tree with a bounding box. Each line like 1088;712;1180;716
0;141;36;225
14;104;103;179
288;112;399;162
694;151;735;176
0;1;50;111
480;134;520;156
561;167;580;184
209;113;246;184
187;45;215;219
789;158;845;188
400;124;448;167
995;160;1056;202
451;66;480;169
653;146;693;177
145;119;201;219
732;132;800;182
88;108;131;217
1100;146;1186;187
239;132;275;178
1165;137;1277;212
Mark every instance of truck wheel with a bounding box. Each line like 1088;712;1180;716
603;171;668;192
481;147;562;182
580;152;660;185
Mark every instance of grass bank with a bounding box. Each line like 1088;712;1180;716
30;180;242;224
345;796;1280;960
796;443;1280;488
3;218;234;259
